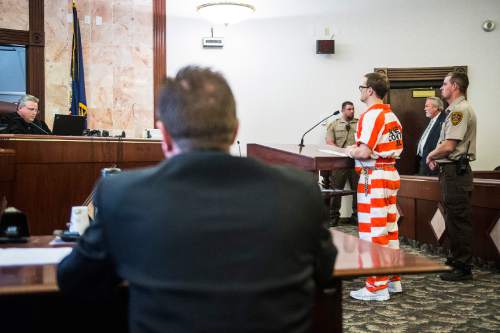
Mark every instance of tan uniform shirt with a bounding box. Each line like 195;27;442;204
436;96;477;163
326;117;358;148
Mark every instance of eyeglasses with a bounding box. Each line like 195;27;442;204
345;124;351;132
358;85;369;91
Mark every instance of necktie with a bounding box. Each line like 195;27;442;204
417;120;434;156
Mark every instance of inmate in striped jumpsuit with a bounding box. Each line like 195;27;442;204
355;103;403;292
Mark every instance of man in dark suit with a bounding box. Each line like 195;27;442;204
0;95;51;135
416;96;446;176
57;66;337;333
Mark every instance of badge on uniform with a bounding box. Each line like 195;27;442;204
450;111;463;126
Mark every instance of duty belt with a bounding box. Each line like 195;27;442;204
438;160;469;173
438;160;469;165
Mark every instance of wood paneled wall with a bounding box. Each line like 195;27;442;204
398;175;500;262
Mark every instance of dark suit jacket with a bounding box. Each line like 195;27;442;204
58;151;337;333
0;111;52;135
418;111;446;176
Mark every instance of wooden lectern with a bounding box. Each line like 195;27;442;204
247;143;353;173
247;143;356;206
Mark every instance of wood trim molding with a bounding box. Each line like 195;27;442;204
153;0;166;125
29;0;44;46
27;0;45;119
27;46;44;117
0;28;30;45
374;66;468;81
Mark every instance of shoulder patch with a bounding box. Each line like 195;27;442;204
450;111;463;126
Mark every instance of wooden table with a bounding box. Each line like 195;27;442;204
0;134;163;235
0;232;447;332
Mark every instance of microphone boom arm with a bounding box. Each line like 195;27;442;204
299;111;339;148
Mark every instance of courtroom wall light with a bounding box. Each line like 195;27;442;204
197;2;256;25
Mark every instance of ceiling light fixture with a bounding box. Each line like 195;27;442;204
196;2;256;25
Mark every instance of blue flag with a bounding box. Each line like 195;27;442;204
70;1;87;127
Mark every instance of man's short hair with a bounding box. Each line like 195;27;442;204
157;66;237;151
365;72;389;99
341;101;354;110
18;94;39;109
426;96;444;111
447;71;469;94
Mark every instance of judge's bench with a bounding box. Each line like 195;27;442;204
0;134;164;235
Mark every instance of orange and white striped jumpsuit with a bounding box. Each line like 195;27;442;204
355;103;403;292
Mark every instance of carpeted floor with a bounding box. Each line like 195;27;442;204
334;224;500;333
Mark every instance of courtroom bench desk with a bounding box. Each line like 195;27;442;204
0;134;164;235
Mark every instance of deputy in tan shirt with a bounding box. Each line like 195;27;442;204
323;101;359;226
434;95;476;163
427;71;477;282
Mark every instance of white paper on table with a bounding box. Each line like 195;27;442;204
0;247;73;267
318;149;348;157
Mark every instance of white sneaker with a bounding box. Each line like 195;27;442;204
349;287;390;301
388;280;402;293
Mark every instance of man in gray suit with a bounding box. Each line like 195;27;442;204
58;66;337;333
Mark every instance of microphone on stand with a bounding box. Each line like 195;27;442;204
298;110;340;150
30;121;51;135
237;140;242;157
12;116;51;135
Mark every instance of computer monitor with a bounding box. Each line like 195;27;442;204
52;114;86;136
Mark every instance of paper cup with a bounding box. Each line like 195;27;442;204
69;206;90;235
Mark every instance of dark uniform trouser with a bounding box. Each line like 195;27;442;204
330;169;359;220
439;163;473;270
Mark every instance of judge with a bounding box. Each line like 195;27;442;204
0;95;51;135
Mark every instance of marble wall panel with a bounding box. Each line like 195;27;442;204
41;0;153;136
78;2;92;49
0;0;29;30
131;81;154;136
112;1;134;46
88;64;114;109
90;0;113;45
45;6;70;45
133;46;153;85
133;0;153;8
113;45;135;68
133;4;153;48
45;81;71;127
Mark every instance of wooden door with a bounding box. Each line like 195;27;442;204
388;86;442;175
